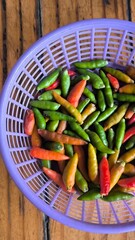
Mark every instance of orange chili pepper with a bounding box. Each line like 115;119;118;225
119;83;135;94
118;148;135;163
81;103;96;121
109;161;125;191
108;148;120;169
24;109;35;135
124;163;135;177
31;124;42;147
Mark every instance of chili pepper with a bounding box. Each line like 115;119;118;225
107;128;115;149
63;130;79;138
37;68;61;91
31;124;42;147
46;120;59;132
57;120;67;134
115;186;135;193
24;109;35;136
102;190;133;202
68;69;76;76
123;126;135;143
86;130;115;154
104;103;129;131
106;73;120;91
41;160;51;169
125;136;135;150
103;67;134;83
125;104;135;119
108;148;120;169
42;167;75;193
78;188;101;201
52;91;83;124
43;111;76;122
99;70;114;107
83;87;96;104
126;65;135;81
38;129;87;145
109;161;125;191
81;103;96;121
124;163;135;177
118;176;135;188
67;80;87;107
119;83;135;94
38;89;61;101
118;148;135;163
97;90;106;112
94;122;108;146
70;75;90;86
68;121;90;142
74;145;89;181
60;69;70;97
44;141;64;152
33;107;46;129
99;156;110;196
45;78;60;91
75;169;89;193
74;59;108;69
96;105;117;123
115;118;126;150
64;144;74;157
128;113;135;125
30;146;69;161
77;98;90;113
76;68;105;89
30;100;60;111
88;143;98;183
82;111;100;130
113;93;135;102
62;153;78;191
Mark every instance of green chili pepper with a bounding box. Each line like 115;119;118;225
46;120;59;132
113;93;135;102
78;188;101;201
99;70;114;107
86;130;115;154
103;66;134;84
60;69;70;97
43;111;76;122
71;75;90;86
38;89;61;101
77;98;90;113
97;90;106;112
102;190;133;202
107;128;115;149
64;144;74;157
83;87;96;104
125;136;135;150
82;111;100;130
63;130;79;138
76;68;105;89
94;122;108;146
41;160;51;168
74;59;108;69
30;100;60;111
33;107;46;129
44;141;64;152
75;169;89;193
96;105;118;122
115;118;126;150
68;121;90;142
37;68;61;91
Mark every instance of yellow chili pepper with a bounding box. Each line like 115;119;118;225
110;161;125;191
124;163;135;177
108;148;120;169
119;83;135;94
88;143;98;183
81;103;96;121
52;91;83;124
104;103;129;131
118;148;135;163
62;153;78;191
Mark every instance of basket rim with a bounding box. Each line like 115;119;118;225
0;18;135;233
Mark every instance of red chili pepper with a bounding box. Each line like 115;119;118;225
128;113;135;126
106;73;120;91
45;78;60;90
68;69;76;76
99;156;110;196
118;176;135;188
24;109;35;136
123;126;135;143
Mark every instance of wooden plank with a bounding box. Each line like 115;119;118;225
130;0;135;21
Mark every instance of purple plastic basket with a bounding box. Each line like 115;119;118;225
0;19;135;234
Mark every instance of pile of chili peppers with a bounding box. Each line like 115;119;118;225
24;59;135;202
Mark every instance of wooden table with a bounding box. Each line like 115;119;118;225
0;1;135;239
